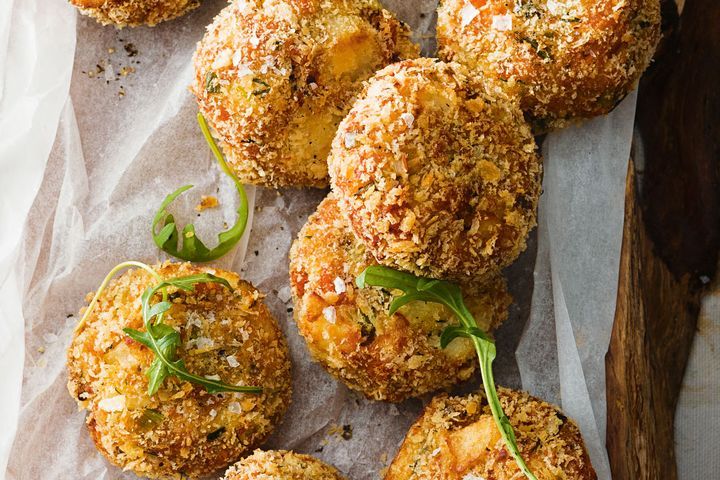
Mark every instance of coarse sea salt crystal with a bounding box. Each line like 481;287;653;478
462;474;486;480
277;285;292;303
322;306;336;324
42;333;58;344
546;0;562;15
460;2;479;27
209;409;217;419
333;277;346;294
249;35;260;47
400;112;414;128
228;402;242;414
430;448;441;457
491;14;513;31
226;355;240;368
205;374;221;381
188;336;215;350
344;132;356;148
98;395;125;412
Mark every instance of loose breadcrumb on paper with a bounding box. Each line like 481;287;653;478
195;195;220;212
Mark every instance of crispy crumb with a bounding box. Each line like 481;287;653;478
195;195;220;212
223;450;345;479
437;0;661;130
385;389;597;479
191;0;419;188
289;195;510;402
328;59;541;283
66;262;292;479
69;0;198;27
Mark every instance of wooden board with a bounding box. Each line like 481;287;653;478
605;0;720;477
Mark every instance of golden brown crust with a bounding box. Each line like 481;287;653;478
223;449;347;479
437;0;661;131
69;0;199;27
191;0;419;188
67;262;292;479
328;58;541;283
289;195;511;402
385;388;597;480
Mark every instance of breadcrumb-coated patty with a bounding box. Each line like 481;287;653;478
67;262;292;479
69;0;199;27
328;58;541;283
223;449;347;479
192;0;419;188
289;195;511;402
437;0;661;131
385;388;597;480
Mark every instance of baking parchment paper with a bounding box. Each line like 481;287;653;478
0;1;645;478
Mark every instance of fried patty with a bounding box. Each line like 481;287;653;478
192;0;419;188
385;388;597;479
437;0;661;130
223;449;346;479
328;58;541;283
67;262;292;479
289;195;511;402
69;0;199;27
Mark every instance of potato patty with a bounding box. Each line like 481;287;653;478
67;262;292;479
437;0;661;130
192;0;419;188
328;58;541;283
223;449;346;479
69;0;199;27
385;388;597;479
289;195;510;402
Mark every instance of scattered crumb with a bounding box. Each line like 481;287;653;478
124;43;138;57
108;47;115;54
120;66;135;76
195;195;219;212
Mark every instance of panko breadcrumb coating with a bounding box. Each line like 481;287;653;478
328;58;541;283
437;0;661;131
192;0;419;188
223;449;346;479
69;0;199;27
67;262;292;479
289;195;511;402
385;388;597;480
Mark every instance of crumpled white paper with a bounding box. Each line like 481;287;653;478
0;0;657;479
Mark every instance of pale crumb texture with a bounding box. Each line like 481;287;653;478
223;449;347;479
385;388;597;480
66;262;292;479
289;195;511;402
437;0;661;131
69;0;200;27
191;0;420;188
328;58;541;283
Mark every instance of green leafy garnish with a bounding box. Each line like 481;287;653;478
251;78;271;96
75;261;261;397
356;265;537;480
124;272;263;396
152;113;249;262
205;72;220;93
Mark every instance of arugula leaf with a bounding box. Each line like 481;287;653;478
124;272;263;396
152;113;249;262
356;265;537;480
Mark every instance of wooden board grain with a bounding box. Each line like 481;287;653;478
605;0;720;477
